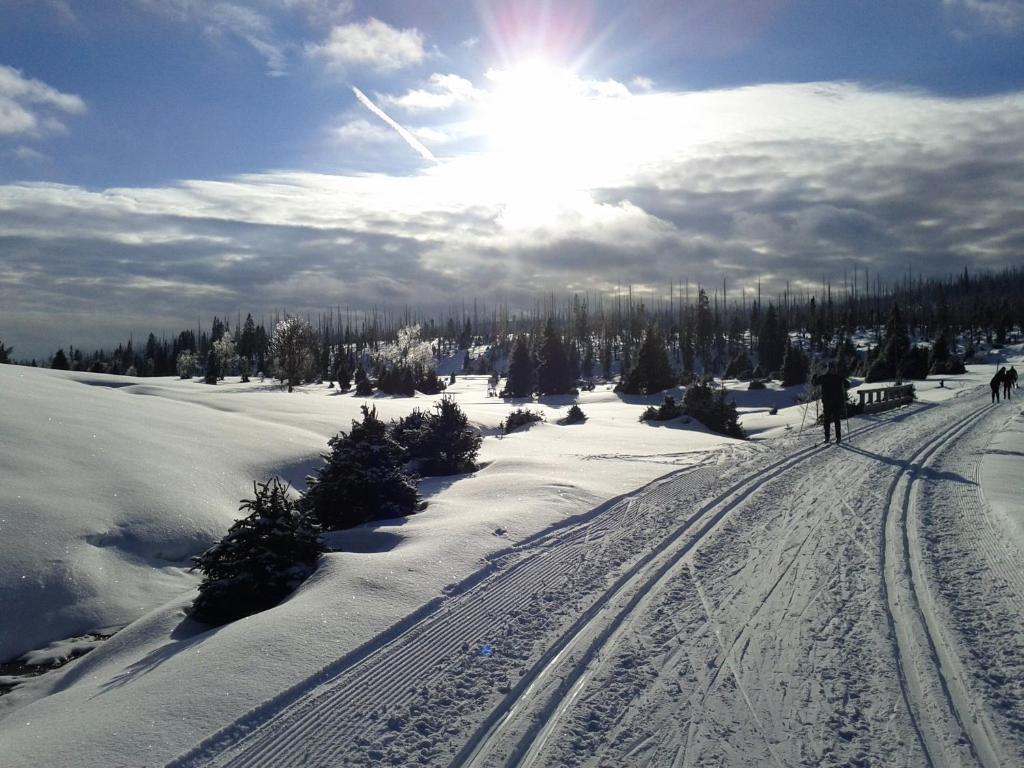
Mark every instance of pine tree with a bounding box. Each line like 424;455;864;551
535;318;574;395
52;348;70;370
781;342;809;386
204;348;219;384
683;381;745;438
191;478;322;625
622;324;675;394
411;395;482;475
758;304;785;373
302;405;420;530
335;355;352;391
0;339;12;364
696;289;713;366
504;336;534;397
354;363;373;396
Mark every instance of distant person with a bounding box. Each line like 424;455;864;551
991;367;1006;403
1004;367;1014;399
1010;366;1019;389
812;361;847;444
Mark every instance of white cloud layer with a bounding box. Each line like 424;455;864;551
308;17;425;72
383;73;483;111
2;82;1024;356
0;64;85;138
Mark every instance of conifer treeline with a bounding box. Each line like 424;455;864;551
14;265;1024;376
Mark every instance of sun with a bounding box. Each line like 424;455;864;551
472;59;603;224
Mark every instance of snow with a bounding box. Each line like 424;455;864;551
1;349;1022;768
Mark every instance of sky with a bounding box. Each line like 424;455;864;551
1;0;1024;359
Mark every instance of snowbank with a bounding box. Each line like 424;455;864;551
0;366;743;767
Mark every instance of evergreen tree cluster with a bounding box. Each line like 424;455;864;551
640;395;683;422
683;382;745;438
191;478;322;625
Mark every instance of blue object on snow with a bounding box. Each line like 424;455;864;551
480;643;495;657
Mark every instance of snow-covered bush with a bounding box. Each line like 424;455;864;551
640;395;682;422
176;351;198;379
191;478;322;625
411;396;481;475
500;407;544;433
212;336;238;379
683;382;745;438
354;364;373;396
302;405;421;531
560;404;587;424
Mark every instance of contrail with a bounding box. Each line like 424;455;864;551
352;86;436;163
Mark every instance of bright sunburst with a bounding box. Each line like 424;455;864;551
471;59;613;226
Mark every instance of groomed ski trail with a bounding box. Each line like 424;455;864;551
170;387;1024;768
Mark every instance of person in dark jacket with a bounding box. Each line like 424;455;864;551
812;361;847;444
991;367;1006;403
1011;366;1019;389
1003;366;1014;399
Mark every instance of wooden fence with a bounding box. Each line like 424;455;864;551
857;384;914;414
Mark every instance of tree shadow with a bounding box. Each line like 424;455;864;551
838;443;975;486
93;615;211;695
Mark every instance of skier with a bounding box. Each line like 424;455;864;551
991;367;1006;403
812;361;847;444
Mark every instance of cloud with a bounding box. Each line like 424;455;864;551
308;17;425;72
330;117;396;145
3;83;1024;357
0;65;86;138
282;0;353;25
943;0;1024;34
382;73;482;112
134;0;290;75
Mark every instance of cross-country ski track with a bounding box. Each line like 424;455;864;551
171;386;1024;768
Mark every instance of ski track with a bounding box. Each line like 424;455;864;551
168;388;1023;768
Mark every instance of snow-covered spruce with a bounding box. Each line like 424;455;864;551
191;478;322;625
301;405;421;531
394;395;482;476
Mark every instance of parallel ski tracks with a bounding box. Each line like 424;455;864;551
881;398;1004;768
456;417;898;768
175;414;899;768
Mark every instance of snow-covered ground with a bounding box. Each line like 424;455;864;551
1;352;1022;767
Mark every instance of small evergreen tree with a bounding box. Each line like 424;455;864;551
0;339;12;364
724;350;753;380
191;478;322;625
413;395;482;475
204;348;219;384
561;404;587;424
302;405;420;530
781;342;809;386
52;348;70;370
683;382;745;438
622;324;675;394
503;336;534;398
354;363;373;396
335;356;352;391
535;319;574;395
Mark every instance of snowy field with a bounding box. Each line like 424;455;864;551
1;350;1022;767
